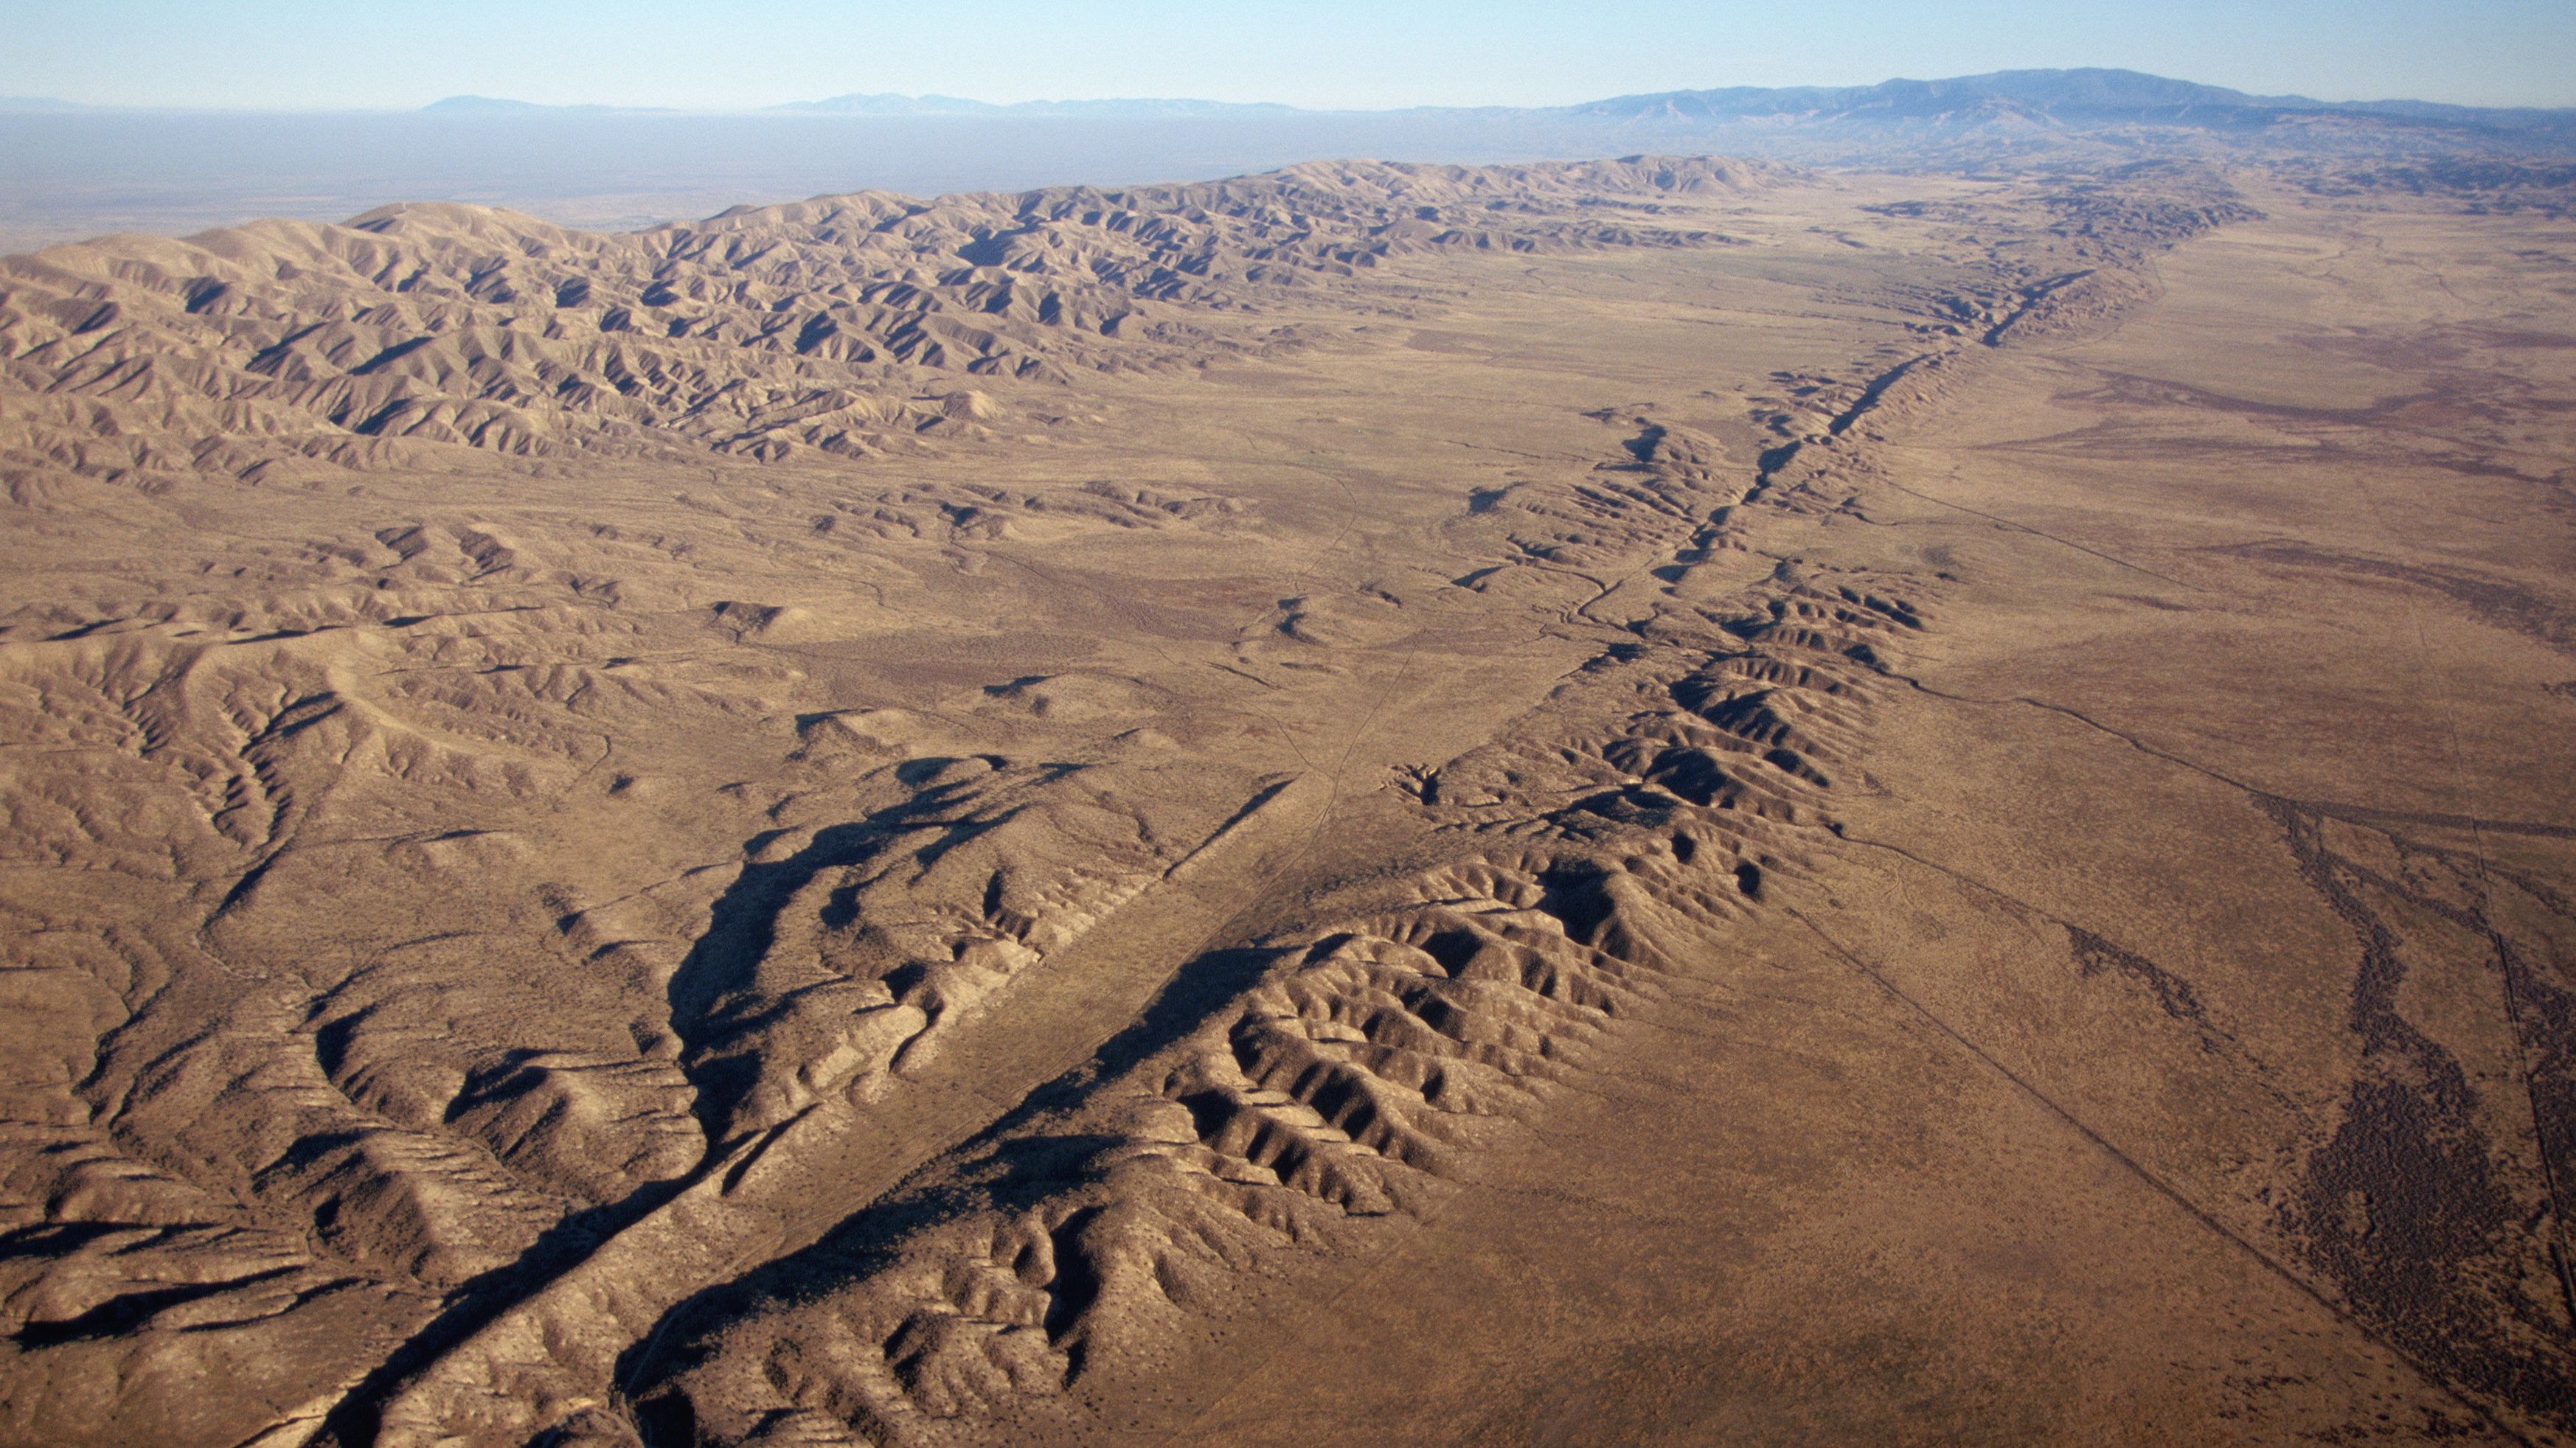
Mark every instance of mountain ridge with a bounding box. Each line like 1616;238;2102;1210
1566;67;2576;133
368;68;2565;125
395;68;2575;151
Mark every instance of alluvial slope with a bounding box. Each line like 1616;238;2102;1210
1;145;2572;1448
607;409;1937;1447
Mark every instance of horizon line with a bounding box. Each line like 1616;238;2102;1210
8;66;2576;119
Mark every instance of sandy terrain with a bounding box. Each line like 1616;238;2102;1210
0;150;2570;1445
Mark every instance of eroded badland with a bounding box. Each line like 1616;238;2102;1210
0;153;2572;1445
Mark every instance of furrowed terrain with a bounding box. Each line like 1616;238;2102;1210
0;150;2571;1447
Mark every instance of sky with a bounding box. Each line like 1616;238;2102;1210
4;0;2572;112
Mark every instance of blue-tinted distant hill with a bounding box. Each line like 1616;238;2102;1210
1564;68;2576;141
370;70;2576;158
1571;69;2314;122
777;94;1305;119
420;96;678;115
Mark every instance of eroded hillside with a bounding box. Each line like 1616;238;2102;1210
0;154;2571;1447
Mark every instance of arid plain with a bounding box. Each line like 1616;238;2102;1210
0;150;2571;1447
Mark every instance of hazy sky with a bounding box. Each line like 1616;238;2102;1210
6;0;2572;111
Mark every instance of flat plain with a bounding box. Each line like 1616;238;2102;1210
0;149;2571;1446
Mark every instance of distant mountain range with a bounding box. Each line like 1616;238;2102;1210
737;70;2576;161
7;69;2568;142
476;69;2574;132
420;95;677;116
774;94;1302;119
1563;69;2576;135
7;68;2570;255
420;69;2576;153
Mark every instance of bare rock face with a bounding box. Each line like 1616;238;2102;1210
2;142;2572;1448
